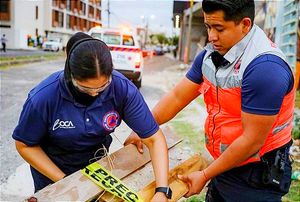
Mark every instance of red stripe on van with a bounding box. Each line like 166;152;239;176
108;46;140;52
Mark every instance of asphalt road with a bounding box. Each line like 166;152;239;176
0;54;183;200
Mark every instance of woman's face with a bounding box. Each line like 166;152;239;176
71;75;112;96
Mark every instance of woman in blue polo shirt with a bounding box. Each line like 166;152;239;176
12;32;169;201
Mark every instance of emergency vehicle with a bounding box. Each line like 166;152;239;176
88;27;144;89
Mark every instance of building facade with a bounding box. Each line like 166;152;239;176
0;0;102;49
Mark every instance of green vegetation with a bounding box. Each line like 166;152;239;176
0;52;65;70
293;91;300;140
184;194;206;202
170;108;205;153
195;96;206;107
169;100;207;202
149;33;179;46
296;91;300;108
283;161;300;202
293;112;300;140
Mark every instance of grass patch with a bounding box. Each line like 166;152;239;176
0;52;65;70
170;110;205;153
296;91;300;109
283;160;300;202
0;52;64;62
169;108;207;201
195;96;206;107
293;112;300;140
184;194;206;202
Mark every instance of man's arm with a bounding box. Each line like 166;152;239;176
124;77;201;151
205;112;276;177
180;112;276;197
152;77;202;125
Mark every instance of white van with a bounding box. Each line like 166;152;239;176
88;27;144;89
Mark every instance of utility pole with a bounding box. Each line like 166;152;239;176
184;0;194;64
144;18;149;49
106;0;110;28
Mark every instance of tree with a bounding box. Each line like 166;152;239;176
150;33;168;45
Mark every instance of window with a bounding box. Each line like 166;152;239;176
81;2;86;15
66;14;71;29
0;0;9;12
102;33;121;45
91;33;102;40
88;5;94;17
58;11;64;27
35;6;38;20
52;0;58;7
0;0;10;21
123;35;134;46
66;0;70;10
96;9;101;20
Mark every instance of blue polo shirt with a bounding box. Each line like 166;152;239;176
12;70;159;191
186;51;293;115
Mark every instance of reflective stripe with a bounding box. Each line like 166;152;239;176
272;120;292;135
220;143;259;158
109;46;140;52
202;63;217;86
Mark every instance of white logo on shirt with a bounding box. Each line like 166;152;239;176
52;119;76;130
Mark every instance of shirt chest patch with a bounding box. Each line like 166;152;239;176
52;119;76;131
102;111;120;131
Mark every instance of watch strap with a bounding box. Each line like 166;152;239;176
155;187;172;199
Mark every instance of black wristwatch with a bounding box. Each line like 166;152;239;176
155;187;172;199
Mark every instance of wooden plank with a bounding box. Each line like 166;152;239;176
139;154;208;202
101;154;208;202
26;127;181;201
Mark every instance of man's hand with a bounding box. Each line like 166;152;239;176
124;131;144;153
178;170;208;198
151;192;168;202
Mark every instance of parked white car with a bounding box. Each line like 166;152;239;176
88;27;144;89
42;38;63;52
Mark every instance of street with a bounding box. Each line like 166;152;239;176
0;54;205;200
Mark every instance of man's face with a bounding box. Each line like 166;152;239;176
204;10;250;55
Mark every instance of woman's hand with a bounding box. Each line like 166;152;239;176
150;192;168;202
123;131;144;153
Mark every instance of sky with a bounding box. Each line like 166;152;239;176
101;0;176;36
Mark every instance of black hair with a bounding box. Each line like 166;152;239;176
66;32;91;56
202;0;255;25
64;32;113;81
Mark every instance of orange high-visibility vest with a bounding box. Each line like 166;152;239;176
200;25;295;165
